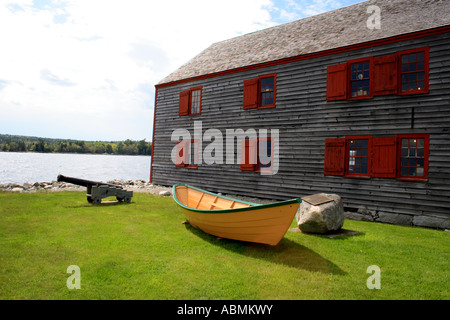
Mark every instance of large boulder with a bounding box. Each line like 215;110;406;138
296;193;344;234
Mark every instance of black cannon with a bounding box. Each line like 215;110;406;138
57;174;133;204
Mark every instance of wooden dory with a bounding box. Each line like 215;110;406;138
173;184;302;246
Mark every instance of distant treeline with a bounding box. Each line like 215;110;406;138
0;134;152;156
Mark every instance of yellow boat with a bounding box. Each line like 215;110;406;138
173;184;302;246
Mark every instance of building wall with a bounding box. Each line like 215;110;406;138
152;32;450;228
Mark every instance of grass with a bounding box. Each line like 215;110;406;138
0;191;448;300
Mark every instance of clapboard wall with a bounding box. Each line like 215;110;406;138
152;31;450;224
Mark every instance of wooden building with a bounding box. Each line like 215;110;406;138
151;0;450;229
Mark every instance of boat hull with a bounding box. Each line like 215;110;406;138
173;184;301;246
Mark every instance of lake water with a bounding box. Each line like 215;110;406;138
0;152;151;184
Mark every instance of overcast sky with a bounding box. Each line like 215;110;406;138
0;0;364;142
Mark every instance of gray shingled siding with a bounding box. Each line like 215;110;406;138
152;32;450;224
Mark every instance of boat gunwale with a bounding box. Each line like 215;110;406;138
172;183;302;214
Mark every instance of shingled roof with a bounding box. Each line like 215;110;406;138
159;0;450;85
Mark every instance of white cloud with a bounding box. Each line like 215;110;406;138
0;0;275;141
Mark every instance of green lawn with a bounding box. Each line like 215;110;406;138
0;191;448;300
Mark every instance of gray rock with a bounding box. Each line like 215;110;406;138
413;216;450;229
22;182;33;190
296;193;344;234
378;212;413;226
11;187;23;192
159;190;171;197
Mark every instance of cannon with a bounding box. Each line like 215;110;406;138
57;174;133;204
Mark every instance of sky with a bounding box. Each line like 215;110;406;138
0;0;365;142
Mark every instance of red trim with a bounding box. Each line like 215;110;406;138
189;86;203;116
156;26;450;89
372;136;397;178
258;74;276;108
347;57;374;100
326;63;347;101
243;78;258;109
149;87;158;183
397;47;429;95
324;138;346;176
396;134;429;181
344;135;372;178
184;139;200;169
256;137;274;173
374;54;398;96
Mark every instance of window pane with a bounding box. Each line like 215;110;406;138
417;139;424;148
402;64;409;73
418;52;425;61
418;81;425;90
361;166;368;174
401;139;409;148
402;55;409;64
417;62;424;71
417;148;424;157
417;168;424;177
401;158;408;167
362;140;368;148
410;63;417;72
361;148;368;157
410;54;417;63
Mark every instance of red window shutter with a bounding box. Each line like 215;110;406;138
179;90;190;116
374;55;397;95
176;141;187;167
372;137;397;178
240;140;256;171
243;78;258;109
326;64;347;101
324;138;346;176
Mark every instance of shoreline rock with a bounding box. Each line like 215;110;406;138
0;180;173;197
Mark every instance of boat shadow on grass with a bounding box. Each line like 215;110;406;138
184;223;346;275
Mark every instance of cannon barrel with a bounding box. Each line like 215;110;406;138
57;174;121;189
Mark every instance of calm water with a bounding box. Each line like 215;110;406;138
0;152;151;184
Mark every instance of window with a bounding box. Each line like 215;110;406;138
259;75;276;107
324;134;429;181
326;47;429;101
240;138;274;172
179;87;202;116
349;58;373;99
175;140;199;168
398;134;429;180
346;136;371;177
398;47;429;95
243;74;276;109
257;138;273;171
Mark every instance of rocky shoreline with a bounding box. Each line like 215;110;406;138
0;179;173;197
